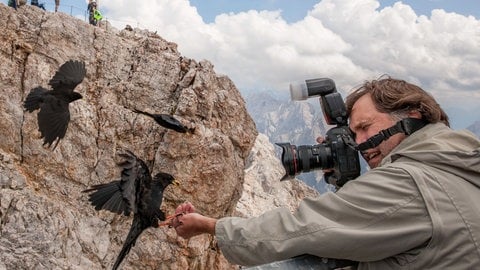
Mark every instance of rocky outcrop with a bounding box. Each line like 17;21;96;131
0;4;317;270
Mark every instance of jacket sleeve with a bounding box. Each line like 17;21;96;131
215;166;433;266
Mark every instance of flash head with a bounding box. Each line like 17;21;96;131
289;78;337;101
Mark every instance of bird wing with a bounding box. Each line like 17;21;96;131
83;151;153;216
82;181;131;215
49;60;86;93
133;109;190;133
23;87;48;112
117;150;153;215
111;217;148;270
37;95;70;149
156;114;189;133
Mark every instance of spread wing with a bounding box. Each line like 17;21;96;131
49;60;86;93
117;150;153;215
37;95;70;149
83;151;151;216
82;180;130;215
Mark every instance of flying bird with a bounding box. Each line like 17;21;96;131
83;150;178;270
133;108;195;133
23;60;86;149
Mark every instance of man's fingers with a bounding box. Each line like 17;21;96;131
159;213;184;227
184;202;195;213
175;202;195;214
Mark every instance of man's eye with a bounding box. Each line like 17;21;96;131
360;123;370;131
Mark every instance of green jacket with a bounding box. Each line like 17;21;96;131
216;123;480;269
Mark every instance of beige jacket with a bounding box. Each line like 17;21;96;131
216;123;480;269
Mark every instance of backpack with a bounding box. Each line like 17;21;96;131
93;9;103;21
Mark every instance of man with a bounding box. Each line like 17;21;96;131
8;0;17;9
87;0;97;25
55;0;59;12
31;0;45;10
171;77;480;269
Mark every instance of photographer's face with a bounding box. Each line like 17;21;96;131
349;93;406;168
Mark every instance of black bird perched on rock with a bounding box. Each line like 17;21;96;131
133;108;195;133
23;60;86;149
83;150;178;270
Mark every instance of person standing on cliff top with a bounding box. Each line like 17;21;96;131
8;0;17;9
87;0;98;25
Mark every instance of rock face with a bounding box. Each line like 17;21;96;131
0;5;317;270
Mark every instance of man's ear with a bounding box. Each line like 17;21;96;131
408;110;422;119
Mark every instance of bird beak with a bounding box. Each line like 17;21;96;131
172;180;180;186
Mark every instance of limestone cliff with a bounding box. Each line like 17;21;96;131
0;4;317;269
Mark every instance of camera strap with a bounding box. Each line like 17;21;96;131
356;118;428;151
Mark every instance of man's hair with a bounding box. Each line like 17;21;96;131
345;75;450;127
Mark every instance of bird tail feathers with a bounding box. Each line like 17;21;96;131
112;219;146;270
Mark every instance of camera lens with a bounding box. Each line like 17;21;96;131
276;143;333;178
276;143;298;176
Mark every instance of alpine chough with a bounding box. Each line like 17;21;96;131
23;60;86;149
133;108;194;133
83;150;178;270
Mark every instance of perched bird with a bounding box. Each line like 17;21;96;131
83;150;178;270
133;109;195;133
23;60;86;149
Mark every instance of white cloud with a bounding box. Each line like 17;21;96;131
101;0;480;128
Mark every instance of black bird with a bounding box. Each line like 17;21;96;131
133;109;195;133
83;150;177;270
23;60;86;149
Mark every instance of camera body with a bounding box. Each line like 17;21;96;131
276;78;360;187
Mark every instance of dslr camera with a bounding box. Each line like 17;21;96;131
276;78;360;187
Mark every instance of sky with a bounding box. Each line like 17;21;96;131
3;0;480;130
